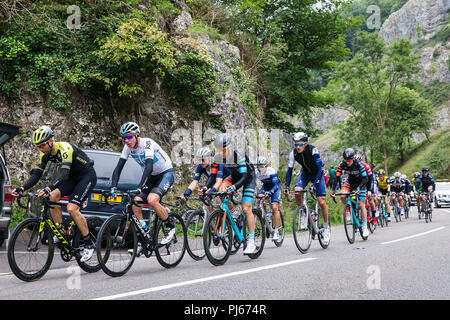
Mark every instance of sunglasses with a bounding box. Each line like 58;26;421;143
122;135;133;141
257;165;266;169
295;142;305;147
344;159;353;162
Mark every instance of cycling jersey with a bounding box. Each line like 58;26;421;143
334;159;368;201
286;145;323;188
23;142;94;191
120;137;172;175
255;167;281;194
215;149;256;204
390;178;405;192
418;173;435;191
377;176;390;190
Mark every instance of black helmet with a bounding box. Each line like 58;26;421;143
421;166;429;172
343;148;355;160
214;133;232;149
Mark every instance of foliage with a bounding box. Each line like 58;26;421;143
325;31;432;172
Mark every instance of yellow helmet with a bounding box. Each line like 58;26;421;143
32;126;54;145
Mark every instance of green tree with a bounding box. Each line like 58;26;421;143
327;31;421;173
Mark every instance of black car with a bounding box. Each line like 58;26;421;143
0;122;20;247
28;148;150;223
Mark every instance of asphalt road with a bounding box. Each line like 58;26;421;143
1;206;449;302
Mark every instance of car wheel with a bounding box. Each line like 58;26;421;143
434;197;440;208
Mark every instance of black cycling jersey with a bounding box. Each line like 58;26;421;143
23;142;94;191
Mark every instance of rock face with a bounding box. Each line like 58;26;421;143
0;31;260;181
379;0;450;46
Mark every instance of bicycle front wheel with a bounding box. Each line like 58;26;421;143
244;209;266;259
185;210;206;261
7;218;54;282
96;214;137;277
343;205;356;244
293;206;312;253
73;216;103;273
273;208;285;247
155;213;187;269
203;209;232;266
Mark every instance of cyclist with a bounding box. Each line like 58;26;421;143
285;132;330;245
402;174;412;206
180;147;230;207
11;126;97;262
411;172;421;213
355;155;377;226
255;156;282;242
213;133;258;255
390;172;406;216
332;148;369;238
376;169;392;221
110;122;175;256
417;166;435;209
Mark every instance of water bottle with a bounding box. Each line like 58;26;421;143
310;209;315;221
139;220;150;234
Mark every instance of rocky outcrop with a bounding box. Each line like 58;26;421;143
379;0;450;45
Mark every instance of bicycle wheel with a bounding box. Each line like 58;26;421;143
343;205;356;244
203;209;232;266
367;210;375;234
96;214;137;277
244;209;266;259
185;210;206;261
155;213;187;269
7;218;54;282
378;204;384;228
273;208;285;247
293;206;312;253
73;216;103;273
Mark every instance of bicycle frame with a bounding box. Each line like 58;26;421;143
296;189;321;235
218;196;246;243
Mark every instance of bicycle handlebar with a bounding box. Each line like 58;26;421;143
101;190;146;207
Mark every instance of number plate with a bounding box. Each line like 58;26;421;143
90;193;122;203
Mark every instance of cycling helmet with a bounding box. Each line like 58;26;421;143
421;166;429;172
256;156;268;166
414;172;420;178
196;147;212;159
293;132;308;142
378;169;386;175
32;126;54;145
214;133;232;149
394;171;401;178
120;122;140;136
343;148;355;160
401;174;406;180
355;154;362;161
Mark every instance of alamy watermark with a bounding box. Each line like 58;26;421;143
66;5;81;30
366;265;381;290
170;121;281;168
366;5;381;30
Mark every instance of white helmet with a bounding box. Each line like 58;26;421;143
293;132;308;142
196;147;212;159
401;174;406;180
394;171;401;178
256;156;268;166
120;122;140;136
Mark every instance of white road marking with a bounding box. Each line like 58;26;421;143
93;257;318;300
381;227;446;245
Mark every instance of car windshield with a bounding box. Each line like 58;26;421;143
436;182;450;192
86;150;143;184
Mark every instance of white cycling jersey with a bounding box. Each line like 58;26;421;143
120;137;172;175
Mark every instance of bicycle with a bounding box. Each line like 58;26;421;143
202;192;265;266
332;190;368;244
376;194;390;228
255;194;285;247
292;188;330;254
183;194;220;261
95;190;187;277
8;193;103;282
366;193;377;234
390;192;402;223
419;192;433;223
